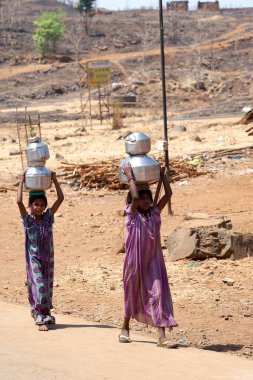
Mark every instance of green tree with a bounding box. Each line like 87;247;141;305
76;0;95;35
33;11;66;54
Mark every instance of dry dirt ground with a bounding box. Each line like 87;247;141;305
2;301;253;380
0;106;253;360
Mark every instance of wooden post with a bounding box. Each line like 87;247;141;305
28;114;34;137
24;106;28;144
38;114;42;139
88;85;92;129
98;85;103;125
16;108;24;170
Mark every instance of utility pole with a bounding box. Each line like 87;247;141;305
159;1;173;215
159;0;169;170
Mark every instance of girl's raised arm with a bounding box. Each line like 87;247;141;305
50;171;64;215
123;164;139;212
17;172;27;218
157;167;173;212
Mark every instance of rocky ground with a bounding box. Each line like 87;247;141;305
1;3;253;117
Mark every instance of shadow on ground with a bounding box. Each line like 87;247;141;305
203;344;244;352
51;324;116;330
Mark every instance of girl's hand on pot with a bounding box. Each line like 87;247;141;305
51;171;57;181
122;163;133;177
20;170;26;182
160;166;166;176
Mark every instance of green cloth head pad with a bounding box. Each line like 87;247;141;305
29;190;46;197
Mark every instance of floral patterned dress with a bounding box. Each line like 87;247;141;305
21;209;54;320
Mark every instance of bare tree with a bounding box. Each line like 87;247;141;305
66;21;84;64
0;0;22;48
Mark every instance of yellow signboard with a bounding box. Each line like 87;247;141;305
87;60;111;87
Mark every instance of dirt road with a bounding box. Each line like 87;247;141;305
1;300;253;380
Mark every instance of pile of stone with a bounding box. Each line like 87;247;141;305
167;213;253;261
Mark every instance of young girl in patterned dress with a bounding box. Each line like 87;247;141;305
17;171;64;331
119;164;178;347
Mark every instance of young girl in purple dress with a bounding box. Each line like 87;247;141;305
17;171;64;331
119;164;178;348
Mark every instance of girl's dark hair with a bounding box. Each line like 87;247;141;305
126;189;153;205
28;195;48;207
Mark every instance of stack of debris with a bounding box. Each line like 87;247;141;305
59;160;121;190
59;157;208;190
239;109;253;136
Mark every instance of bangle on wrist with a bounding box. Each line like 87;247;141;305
128;177;134;182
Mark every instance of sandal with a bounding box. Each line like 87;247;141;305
119;334;132;343
48;315;56;324
30;309;37;321
157;341;178;349
45;315;56;325
35;314;47;326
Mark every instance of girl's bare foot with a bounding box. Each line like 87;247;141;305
38;324;48;331
158;336;171;345
157;327;178;348
157;340;178;348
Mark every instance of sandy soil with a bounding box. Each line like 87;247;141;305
0;112;253;360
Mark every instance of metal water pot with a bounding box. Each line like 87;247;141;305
25;137;50;164
119;154;160;184
25;166;52;191
125;133;151;155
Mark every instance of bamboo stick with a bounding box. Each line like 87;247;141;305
38;114;41;139
245;125;253;133
16;108;24;171
24;106;28;143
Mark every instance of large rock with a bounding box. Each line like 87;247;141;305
180;212;232;229
167;213;253;261
230;233;253;260
167;228;197;260
168;226;233;261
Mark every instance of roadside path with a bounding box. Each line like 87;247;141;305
1;301;253;380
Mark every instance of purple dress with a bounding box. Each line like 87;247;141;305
21;209;54;316
123;204;177;328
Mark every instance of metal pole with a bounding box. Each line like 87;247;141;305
159;0;169;170
159;1;173;215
